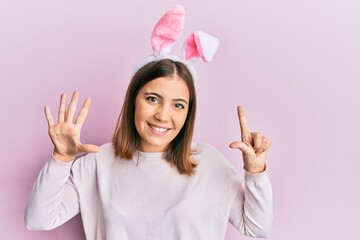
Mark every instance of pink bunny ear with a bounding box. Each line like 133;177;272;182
184;31;220;62
151;5;185;56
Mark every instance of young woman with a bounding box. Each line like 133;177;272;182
25;59;273;239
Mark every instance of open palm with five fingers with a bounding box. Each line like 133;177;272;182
230;106;271;174
44;91;100;162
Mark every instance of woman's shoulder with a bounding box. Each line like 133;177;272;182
96;142;116;157
192;142;232;167
193;142;224;156
90;143;117;165
73;143;115;166
192;142;241;183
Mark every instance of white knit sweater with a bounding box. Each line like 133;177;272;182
25;143;273;239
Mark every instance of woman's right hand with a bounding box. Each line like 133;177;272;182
44;91;100;162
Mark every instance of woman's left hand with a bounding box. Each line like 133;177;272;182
229;106;271;174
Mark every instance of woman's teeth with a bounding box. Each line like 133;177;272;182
150;125;168;133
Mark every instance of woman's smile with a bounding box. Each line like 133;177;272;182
147;122;171;135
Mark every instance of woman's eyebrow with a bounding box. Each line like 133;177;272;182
144;92;188;105
144;92;162;99
173;98;188;105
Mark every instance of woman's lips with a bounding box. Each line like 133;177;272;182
147;123;171;135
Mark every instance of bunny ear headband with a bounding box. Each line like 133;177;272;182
132;5;220;83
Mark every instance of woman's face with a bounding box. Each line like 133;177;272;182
134;75;190;152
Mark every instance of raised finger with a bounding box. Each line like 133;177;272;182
237;106;251;141
44;105;55;128
75;98;91;127
66;91;79;123
58;93;66;123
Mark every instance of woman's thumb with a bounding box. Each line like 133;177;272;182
81;144;100;153
229;141;252;155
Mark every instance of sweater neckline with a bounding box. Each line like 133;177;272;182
135;151;164;161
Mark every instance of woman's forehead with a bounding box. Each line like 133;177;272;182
140;77;190;100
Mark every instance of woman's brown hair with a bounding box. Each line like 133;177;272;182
112;59;197;176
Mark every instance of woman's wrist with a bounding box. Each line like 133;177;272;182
244;164;266;174
52;151;75;163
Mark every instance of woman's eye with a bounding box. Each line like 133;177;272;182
146;96;157;103
175;103;185;109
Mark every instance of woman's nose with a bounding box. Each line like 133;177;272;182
154;105;170;122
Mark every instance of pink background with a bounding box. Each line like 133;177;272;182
1;0;359;239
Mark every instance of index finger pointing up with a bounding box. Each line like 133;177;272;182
237;105;251;141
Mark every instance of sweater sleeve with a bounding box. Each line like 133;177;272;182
24;156;81;230
228;170;273;238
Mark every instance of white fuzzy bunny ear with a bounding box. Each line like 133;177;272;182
183;31;220;62
151;5;185;56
